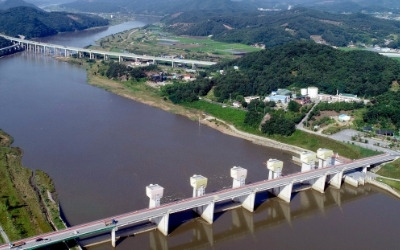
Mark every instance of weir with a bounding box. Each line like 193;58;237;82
0;152;396;250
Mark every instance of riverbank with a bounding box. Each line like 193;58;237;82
0;130;65;242
83;66;312;156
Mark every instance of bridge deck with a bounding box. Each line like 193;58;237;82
0;34;217;66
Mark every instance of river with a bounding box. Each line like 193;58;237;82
0;20;399;249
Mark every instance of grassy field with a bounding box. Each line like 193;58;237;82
182;100;247;127
171;36;261;54
0;130;62;241
377;159;400;191
273;130;379;159
92;25;261;62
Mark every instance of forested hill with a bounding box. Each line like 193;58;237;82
62;0;256;15
0;0;39;10
163;8;400;48
0;37;12;48
0;6;109;39
210;42;400;102
298;0;400;13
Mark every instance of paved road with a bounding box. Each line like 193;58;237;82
295;101;399;155
0;153;395;250
0;224;10;244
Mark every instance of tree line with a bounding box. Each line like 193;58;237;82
161;42;400;103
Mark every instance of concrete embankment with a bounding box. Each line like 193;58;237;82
366;179;400;199
202;116;309;156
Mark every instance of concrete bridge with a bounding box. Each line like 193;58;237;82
0;44;23;56
0;151;396;249
0;34;217;67
82;184;377;249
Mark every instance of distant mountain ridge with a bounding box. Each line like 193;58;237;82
163;7;400;48
0;6;109;38
62;0;400;14
0;0;39;10
61;0;258;14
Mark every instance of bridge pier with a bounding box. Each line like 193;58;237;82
111;227;118;247
328;171;343;189
152;213;170;236
310;175;327;193
362;164;370;173
343;175;359;187
190;175;214;223
234;191;256;212
195;201;215;224
274;183;293;203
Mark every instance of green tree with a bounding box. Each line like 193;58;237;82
288;100;301;112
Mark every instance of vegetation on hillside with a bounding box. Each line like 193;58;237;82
163;8;400;48
0;130;60;241
162;42;400;105
62;0;257;15
62;0;400;16
95;60;159;81
0;6;109;38
363;91;400;129
181;100;378;158
0;37;12;48
0;0;38;10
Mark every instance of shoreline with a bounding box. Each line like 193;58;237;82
85;68;307;156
